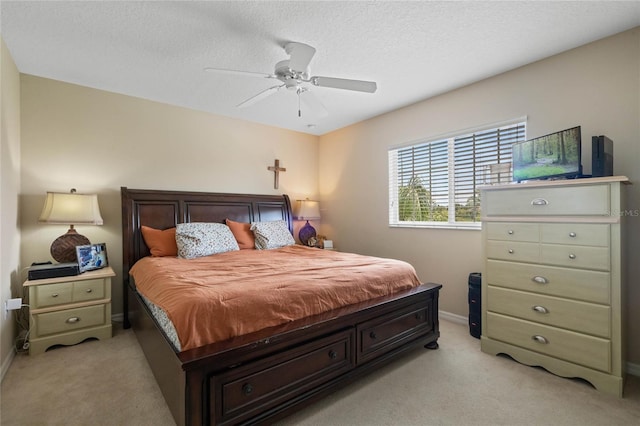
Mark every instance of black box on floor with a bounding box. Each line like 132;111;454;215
468;272;481;339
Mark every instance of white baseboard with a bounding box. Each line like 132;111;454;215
627;362;640;377
439;310;467;325
1;350;15;383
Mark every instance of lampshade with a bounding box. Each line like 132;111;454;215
39;189;103;263
295;199;321;221
39;192;103;225
295;199;320;246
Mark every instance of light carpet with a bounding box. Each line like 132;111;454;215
1;319;638;425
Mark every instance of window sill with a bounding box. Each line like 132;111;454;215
389;222;481;231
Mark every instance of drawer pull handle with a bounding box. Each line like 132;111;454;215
531;335;549;344
415;313;423;321
569;232;577;238
66;317;80;324
532;305;549;314
242;383;253;396
51;293;59;298
369;331;377;339
328;350;338;360
532;276;548;284
86;289;93;293
508;249;514;254
507;230;514;235
569;253;576;259
531;198;548;206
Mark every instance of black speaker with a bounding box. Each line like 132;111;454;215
468;272;481;339
592;135;613;177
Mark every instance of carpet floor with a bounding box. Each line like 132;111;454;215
2;319;639;425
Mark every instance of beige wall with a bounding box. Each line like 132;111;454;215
19;76;319;316
1;37;22;376
319;28;640;363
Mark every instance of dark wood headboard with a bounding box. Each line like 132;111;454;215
120;187;293;327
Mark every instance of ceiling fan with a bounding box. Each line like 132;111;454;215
204;42;377;117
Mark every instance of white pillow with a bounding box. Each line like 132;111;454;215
175;222;239;259
250;220;295;250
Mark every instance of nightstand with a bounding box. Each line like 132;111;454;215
23;266;114;355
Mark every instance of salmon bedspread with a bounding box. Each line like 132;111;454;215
129;245;422;351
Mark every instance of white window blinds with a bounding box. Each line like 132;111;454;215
389;121;526;228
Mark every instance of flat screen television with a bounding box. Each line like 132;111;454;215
512;126;582;182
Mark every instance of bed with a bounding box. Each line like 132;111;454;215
121;187;441;425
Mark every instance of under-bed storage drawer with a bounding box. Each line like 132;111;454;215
357;300;433;363
213;329;355;423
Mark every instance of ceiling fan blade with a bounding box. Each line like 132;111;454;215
311;76;377;93
204;67;275;79
285;42;316;71
236;84;283;108
300;90;328;118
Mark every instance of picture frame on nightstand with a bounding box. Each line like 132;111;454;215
76;242;108;273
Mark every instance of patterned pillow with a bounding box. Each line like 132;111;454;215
251;220;295;250
175;222;239;259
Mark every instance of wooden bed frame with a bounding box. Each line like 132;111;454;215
121;187;441;425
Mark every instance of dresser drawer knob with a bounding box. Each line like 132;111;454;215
569;253;576;259
51;293;59;298
507;230;514;235
66;317;80;324
415;313;423;321
532;276;548;284
242;383;254;396
531;198;548;206
86;288;93;293
328;350;338;360
369;331;377;339
569;232;577;238
531;335;549;344
508;249;514;254
532;305;549;314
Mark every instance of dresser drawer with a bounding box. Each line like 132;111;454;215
483;184;610;216
34;304;107;337
216;330;354;421
357;301;432;363
486;240;539;263
486;312;611;372
487;286;611;338
485;260;610;304
541;223;609;247
33;282;73;308
72;279;106;302
541;244;610;271
485;222;539;242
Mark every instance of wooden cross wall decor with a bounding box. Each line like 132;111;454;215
268;159;286;189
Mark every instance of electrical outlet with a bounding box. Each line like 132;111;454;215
4;298;22;319
7;298;22;310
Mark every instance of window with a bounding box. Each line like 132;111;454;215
389;120;526;229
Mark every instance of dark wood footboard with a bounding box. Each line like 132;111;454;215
129;280;441;425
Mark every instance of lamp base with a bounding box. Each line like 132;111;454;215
51;227;90;263
298;221;317;246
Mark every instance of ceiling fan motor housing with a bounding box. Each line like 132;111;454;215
275;60;309;89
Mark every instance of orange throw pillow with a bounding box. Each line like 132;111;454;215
226;218;255;249
140;226;178;257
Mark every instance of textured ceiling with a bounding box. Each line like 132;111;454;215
2;1;639;135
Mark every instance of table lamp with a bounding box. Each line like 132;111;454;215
295;199;320;246
39;189;103;263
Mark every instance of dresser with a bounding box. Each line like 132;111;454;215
480;176;628;396
23;266;114;355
